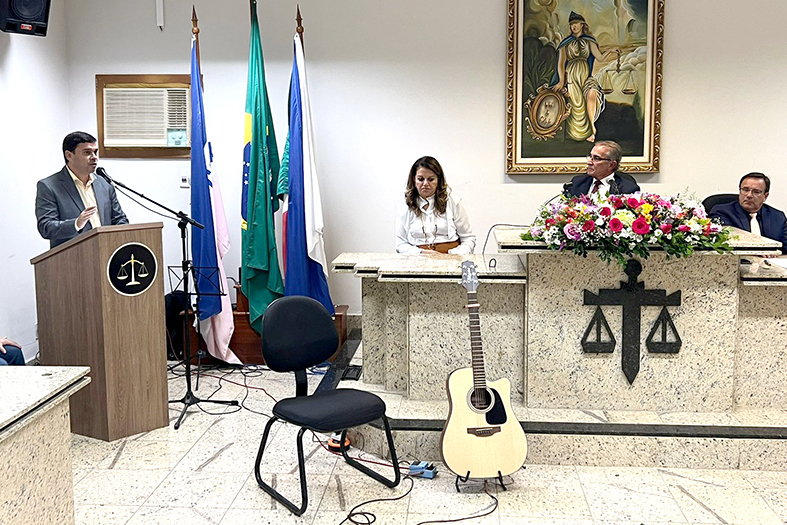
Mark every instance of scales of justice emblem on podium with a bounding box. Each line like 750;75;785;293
581;259;682;384
106;242;158;297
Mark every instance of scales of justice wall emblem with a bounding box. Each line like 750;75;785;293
581;259;682;384
106;242;157;297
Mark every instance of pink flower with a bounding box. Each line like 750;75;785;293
612;197;625;209
582;220;596;233
563;223;582;241
599;207;612;217
678;224;691;233
627;197;641;208
609;218;624;233
632;217;651;235
660;223;672;234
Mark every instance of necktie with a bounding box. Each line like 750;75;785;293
750;213;761;236
591;180;602;194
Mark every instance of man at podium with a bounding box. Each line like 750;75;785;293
35;131;128;248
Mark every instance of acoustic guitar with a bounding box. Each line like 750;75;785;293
440;260;528;479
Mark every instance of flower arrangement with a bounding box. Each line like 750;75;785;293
522;191;732;266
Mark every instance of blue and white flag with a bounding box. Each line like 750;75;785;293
280;33;334;314
190;36;239;363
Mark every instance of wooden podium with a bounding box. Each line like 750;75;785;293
31;223;169;441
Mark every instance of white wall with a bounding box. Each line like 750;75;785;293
0;0;70;361
2;0;787;358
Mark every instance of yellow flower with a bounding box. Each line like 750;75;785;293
613;209;635;226
640;203;653;215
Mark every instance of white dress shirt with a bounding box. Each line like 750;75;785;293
395;193;476;255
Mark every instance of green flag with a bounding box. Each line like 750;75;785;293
241;1;283;332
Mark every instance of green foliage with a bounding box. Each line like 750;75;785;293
521;37;556;101
521;192;733;268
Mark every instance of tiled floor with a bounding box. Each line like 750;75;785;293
70;364;787;524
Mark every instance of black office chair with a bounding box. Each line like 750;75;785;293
702;193;738;214
254;296;400;516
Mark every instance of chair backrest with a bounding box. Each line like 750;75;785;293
261;296;339;373
702;193;738;214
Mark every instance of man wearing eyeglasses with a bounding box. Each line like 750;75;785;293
564;140;640;197
710;172;787;254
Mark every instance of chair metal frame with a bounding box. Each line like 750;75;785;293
252;296;401;516
254;414;400;516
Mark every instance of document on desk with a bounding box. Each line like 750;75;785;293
766;258;787;269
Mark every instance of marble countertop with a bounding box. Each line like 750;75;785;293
331;253;526;282
739;256;787;285
495;226;782;256
0;366;90;434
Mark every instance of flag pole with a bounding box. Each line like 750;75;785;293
191;6;203;89
296;4;304;50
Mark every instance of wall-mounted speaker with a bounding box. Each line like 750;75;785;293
0;0;52;37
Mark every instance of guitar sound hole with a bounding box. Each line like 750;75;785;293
469;388;493;412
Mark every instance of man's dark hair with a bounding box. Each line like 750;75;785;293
62;131;97;163
739;172;770;193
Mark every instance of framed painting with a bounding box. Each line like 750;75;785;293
506;0;664;174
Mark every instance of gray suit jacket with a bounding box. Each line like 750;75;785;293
36;167;129;248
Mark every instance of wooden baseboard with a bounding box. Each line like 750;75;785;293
184;304;349;366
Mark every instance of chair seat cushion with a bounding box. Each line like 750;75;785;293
273;389;387;433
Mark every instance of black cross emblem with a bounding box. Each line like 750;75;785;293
582;259;682;384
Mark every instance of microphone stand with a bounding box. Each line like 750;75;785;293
97;168;239;430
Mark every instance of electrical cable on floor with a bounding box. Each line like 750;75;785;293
339;475;414;525
411;481;498;525
195;368;242;416
336;473;499;525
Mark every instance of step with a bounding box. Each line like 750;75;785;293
340;375;787;472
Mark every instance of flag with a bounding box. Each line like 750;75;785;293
190;36;240;364
280;33;334;315
241;1;284;332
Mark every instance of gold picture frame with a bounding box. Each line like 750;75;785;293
506;0;664;174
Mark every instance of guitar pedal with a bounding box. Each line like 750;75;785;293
409;461;437;479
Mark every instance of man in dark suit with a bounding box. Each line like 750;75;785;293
36;132;128;248
710;172;787;254
564;140;640;197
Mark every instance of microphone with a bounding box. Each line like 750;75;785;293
562;181;573;196
96;167;113;183
609;177;620;195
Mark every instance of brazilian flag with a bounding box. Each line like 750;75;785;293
240;0;283;332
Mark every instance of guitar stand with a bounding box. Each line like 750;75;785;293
454;470;508;493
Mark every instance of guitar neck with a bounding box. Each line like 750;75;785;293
467;291;486;390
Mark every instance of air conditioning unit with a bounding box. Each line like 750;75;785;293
102;87;189;148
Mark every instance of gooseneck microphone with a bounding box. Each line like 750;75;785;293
96;167;113;183
608;177;620;195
